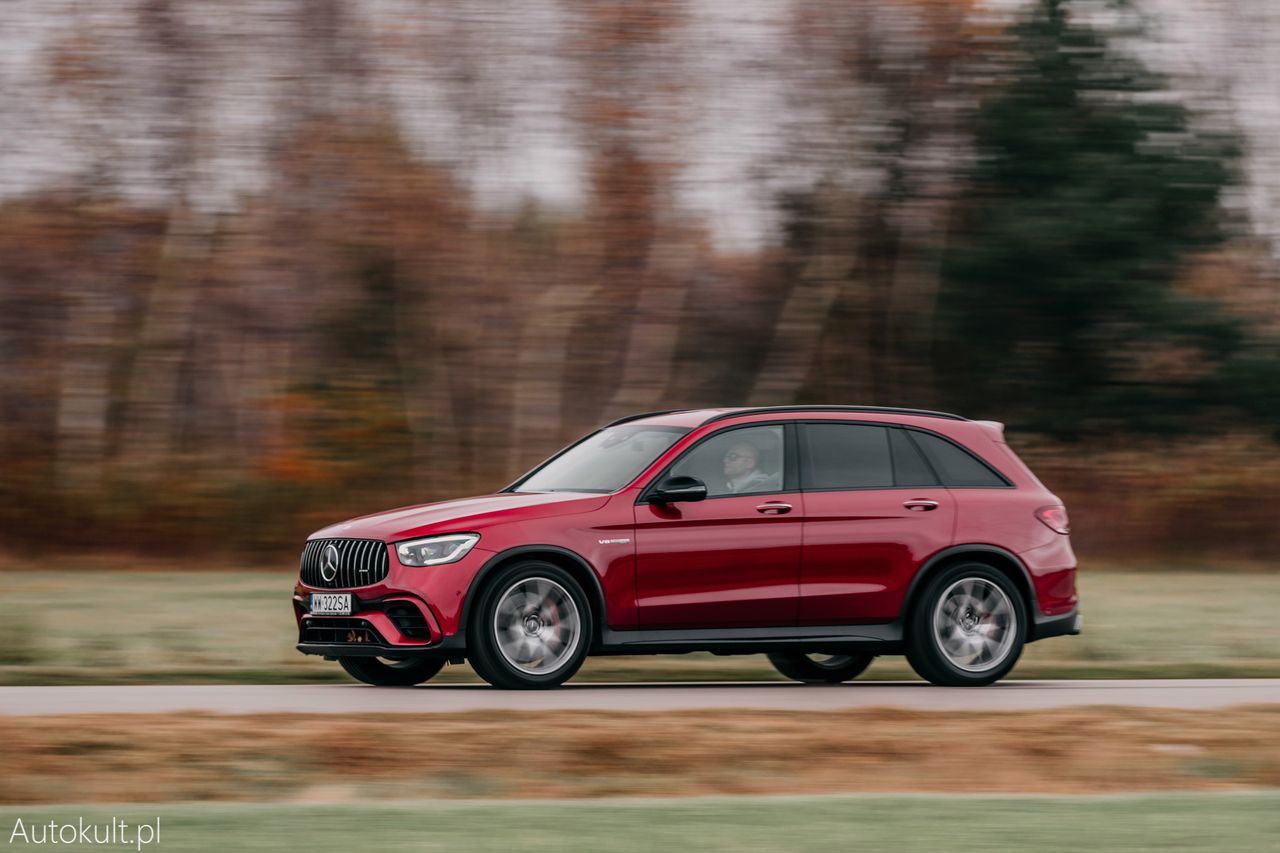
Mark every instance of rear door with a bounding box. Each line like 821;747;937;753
633;423;802;628
797;422;955;625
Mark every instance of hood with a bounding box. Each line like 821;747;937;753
308;491;610;542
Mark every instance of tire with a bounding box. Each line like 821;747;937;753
467;561;593;689
338;655;445;686
767;651;874;684
905;562;1027;686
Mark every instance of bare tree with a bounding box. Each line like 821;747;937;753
117;0;214;471
752;0;972;406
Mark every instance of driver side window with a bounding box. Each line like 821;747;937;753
668;425;786;498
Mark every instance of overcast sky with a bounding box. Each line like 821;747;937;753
1;0;1277;254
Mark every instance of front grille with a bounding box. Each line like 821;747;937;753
300;617;385;645
300;538;390;589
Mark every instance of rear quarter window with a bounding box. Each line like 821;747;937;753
909;431;1009;487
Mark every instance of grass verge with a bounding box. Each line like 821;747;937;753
0;568;1277;684
0;793;1277;852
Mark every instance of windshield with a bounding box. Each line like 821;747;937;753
512;425;690;493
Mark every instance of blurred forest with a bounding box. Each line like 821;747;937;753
1;0;1278;562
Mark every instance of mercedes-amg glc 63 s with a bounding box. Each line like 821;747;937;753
293;406;1080;689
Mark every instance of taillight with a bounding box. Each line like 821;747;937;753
1035;505;1070;534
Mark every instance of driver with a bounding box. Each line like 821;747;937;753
722;441;780;494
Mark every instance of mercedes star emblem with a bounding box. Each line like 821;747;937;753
320;544;340;583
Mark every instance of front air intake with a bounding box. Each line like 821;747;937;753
299;617;385;645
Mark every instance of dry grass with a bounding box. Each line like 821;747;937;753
2;706;1279;804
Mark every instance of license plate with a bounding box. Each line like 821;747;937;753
310;593;352;616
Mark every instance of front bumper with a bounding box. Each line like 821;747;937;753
292;543;495;658
293;590;453;657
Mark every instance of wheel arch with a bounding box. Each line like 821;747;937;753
901;544;1039;629
458;545;607;645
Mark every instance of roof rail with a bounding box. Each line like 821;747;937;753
604;409;692;427
700;405;967;425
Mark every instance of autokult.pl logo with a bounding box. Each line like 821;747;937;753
8;817;159;850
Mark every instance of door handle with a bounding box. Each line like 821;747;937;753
755;502;793;515
903;499;939;512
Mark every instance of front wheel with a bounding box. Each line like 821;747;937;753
767;651;874;683
905;563;1026;686
338;655;445;686
467;561;593;689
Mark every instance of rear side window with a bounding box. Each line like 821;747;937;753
909;431;1008;487
801;424;893;489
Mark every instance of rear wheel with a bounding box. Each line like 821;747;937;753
467;561;593;689
338;655;445;686
767;651;874;684
905;562;1026;686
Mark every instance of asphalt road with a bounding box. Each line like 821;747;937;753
0;679;1277;715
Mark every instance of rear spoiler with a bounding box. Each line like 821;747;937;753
974;420;1006;442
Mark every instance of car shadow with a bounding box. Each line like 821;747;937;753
407;679;954;691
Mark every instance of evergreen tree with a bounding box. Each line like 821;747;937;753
937;0;1247;436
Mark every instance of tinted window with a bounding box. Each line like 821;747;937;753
668;425;786;497
515;425;688;493
910;431;1007;487
801;424;893;490
890;428;938;487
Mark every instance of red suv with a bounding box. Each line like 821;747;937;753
293;406;1080;688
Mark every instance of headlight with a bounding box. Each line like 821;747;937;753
395;533;480;567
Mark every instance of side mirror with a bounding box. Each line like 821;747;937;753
650;475;708;504
650;473;711;502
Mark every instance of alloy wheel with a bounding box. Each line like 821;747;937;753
492;576;582;676
931;577;1016;673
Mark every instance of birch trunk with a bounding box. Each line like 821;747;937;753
55;278;119;491
509;283;597;475
601;273;688;420
747;253;844;406
117;205;215;471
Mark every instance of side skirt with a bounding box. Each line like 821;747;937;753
596;623;902;656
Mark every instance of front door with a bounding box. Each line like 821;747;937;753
634;423;801;628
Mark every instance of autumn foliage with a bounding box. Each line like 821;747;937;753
0;0;1277;563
